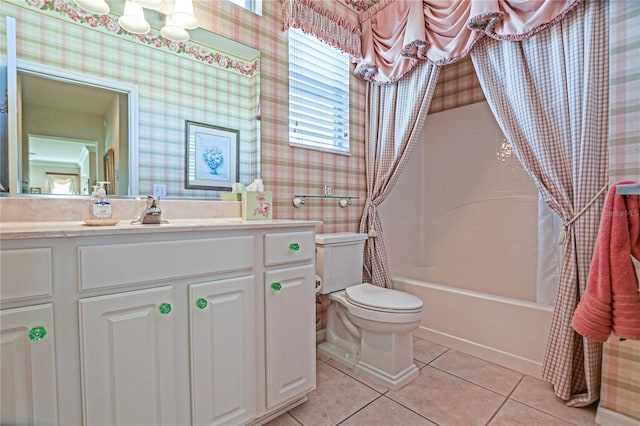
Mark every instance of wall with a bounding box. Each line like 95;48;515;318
2;0;262;199
381;101;539;301
599;1;640;423
1;0;366;230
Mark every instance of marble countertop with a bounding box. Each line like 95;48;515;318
0;218;322;240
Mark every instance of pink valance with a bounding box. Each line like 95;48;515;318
282;0;362;57
355;0;583;84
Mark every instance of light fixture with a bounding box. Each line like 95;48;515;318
118;1;150;34
170;0;198;30
75;0;199;42
74;0;110;15
131;0;163;9
161;14;189;42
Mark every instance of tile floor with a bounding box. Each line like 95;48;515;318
266;336;598;426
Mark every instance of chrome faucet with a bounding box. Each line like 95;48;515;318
132;195;168;224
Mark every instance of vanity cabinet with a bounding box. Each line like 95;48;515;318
79;286;177;426
264;265;316;409
0;303;58;426
189;275;257;425
0;220;318;426
0;247;58;425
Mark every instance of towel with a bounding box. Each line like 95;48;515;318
572;181;640;342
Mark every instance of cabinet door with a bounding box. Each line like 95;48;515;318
264;264;316;409
190;275;257;426
79;286;176;426
1;303;58;425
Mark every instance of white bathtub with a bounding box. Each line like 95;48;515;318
394;277;554;378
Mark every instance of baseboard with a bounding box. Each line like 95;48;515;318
316;328;326;344
414;326;543;378
596;407;640;426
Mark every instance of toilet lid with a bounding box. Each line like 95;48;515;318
345;283;423;312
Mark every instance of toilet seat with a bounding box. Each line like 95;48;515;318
345;283;423;313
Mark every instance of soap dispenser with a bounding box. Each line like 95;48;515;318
90;186;112;220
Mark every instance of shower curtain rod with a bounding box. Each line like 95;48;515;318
616;183;640;195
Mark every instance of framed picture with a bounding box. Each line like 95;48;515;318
185;121;239;191
103;148;115;194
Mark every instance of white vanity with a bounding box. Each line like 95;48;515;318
1;217;320;425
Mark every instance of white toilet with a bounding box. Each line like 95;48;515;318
316;232;424;389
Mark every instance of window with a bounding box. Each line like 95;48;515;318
227;0;262;15
288;28;350;155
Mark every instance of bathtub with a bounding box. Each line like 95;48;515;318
394;277;554;378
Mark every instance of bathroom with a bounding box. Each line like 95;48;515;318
1;0;639;425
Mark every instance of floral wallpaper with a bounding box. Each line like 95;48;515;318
24;0;260;77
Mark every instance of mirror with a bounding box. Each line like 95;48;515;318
16;68;133;196
2;0;260;198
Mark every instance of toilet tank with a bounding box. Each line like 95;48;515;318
315;232;369;294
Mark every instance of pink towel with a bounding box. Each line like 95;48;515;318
572;181;640;342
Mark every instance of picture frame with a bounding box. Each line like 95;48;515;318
103;148;115;194
185;121;239;191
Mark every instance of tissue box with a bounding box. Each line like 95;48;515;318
242;191;272;220
220;192;242;201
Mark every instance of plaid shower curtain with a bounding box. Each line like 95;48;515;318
470;0;609;406
359;61;440;288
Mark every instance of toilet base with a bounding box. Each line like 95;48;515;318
355;360;419;390
317;340;358;369
318;339;420;390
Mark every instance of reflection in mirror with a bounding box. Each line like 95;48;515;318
20;73;130;196
2;0;261;198
228;0;263;16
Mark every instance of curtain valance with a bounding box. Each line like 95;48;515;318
355;0;583;84
282;0;362;57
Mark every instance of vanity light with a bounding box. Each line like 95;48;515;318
118;0;151;35
74;0;110;15
74;0;199;42
161;14;190;42
170;0;198;30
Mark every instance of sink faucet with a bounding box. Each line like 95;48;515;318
132;195;168;224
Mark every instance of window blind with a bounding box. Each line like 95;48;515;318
288;28;350;154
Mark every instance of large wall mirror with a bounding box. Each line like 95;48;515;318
1;0;261;198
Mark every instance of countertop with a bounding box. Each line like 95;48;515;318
0;218;322;240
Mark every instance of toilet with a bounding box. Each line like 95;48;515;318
316;232;423;389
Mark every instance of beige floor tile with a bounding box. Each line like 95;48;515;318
317;347;331;363
414;359;427;369
431;350;523;395
413;336;448;364
289;363;379;426
510;376;597;425
386;366;505;426
341;396;437;426
488;400;573;426
326;358;390;394
264;412;302;426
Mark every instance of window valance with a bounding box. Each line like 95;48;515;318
282;0;362;57
355;0;584;84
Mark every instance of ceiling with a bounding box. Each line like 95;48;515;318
21;73;117;115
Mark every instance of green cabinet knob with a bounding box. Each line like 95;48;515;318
28;326;47;342
158;303;172;315
195;298;208;310
271;282;282;291
288;243;300;251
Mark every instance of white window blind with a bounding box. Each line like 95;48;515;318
288;28;350;154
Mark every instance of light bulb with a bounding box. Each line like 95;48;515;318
118;0;150;34
74;0;110;15
170;0;198;30
161;14;189;42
